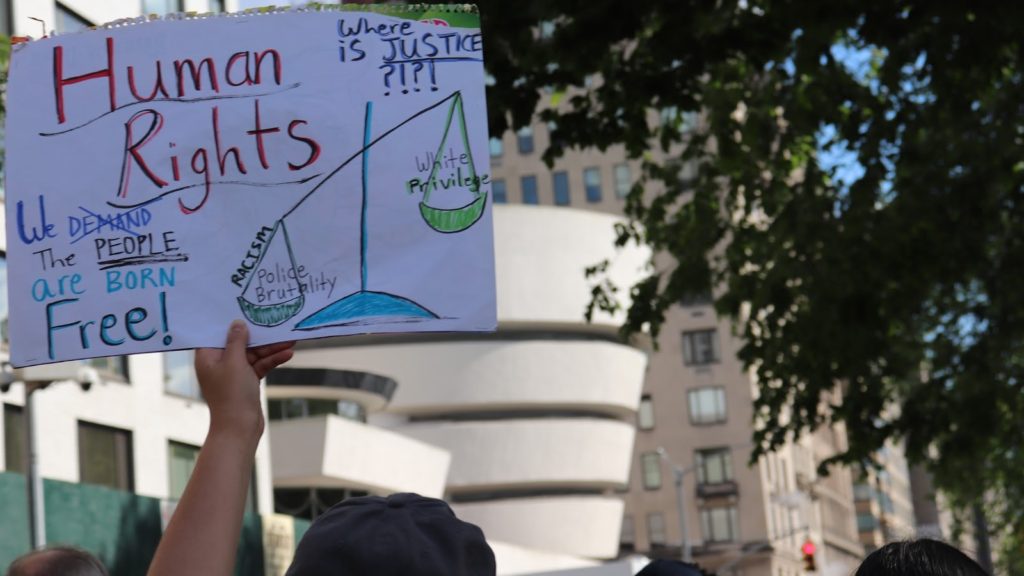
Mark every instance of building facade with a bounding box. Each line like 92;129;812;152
853;441;918;553
484;115;868;575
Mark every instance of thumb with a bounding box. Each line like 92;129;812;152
225;319;250;361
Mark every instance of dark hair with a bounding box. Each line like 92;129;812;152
855;539;988;576
6;547;109;576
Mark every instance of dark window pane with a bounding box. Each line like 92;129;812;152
275;487;369;521
584;167;602;202
78;422;133;491
700;506;738;542
143;0;183;16
168;441;199;500
647;513;666;545
637;395;655;430
164;351;201;399
614;163;631;198
4;404;25;473
492;179;507;204
553;171;570;206
621;514;635;545
0;0;10;36
489;137;503;158
307;399;340;417
679;290;712;307
267;399;365;422
0;255;7;345
516;127;534;155
209;0;225;13
521;175;538;204
641;451;661;490
55;3;91;33
688;387;726;425
682;329;719;365
696;448;733;484
86;357;129;380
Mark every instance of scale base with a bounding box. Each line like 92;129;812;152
294;290;438;330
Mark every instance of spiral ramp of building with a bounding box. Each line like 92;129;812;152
272;205;651;574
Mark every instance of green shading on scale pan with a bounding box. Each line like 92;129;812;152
236;221;305;327
419;92;487;233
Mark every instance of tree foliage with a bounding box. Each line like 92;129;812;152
482;0;1024;557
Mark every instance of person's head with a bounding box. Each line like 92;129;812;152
636;559;707;576
855;539;988;576
6;546;108;576
285;492;495;576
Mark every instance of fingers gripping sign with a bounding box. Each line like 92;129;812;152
194;320;294;441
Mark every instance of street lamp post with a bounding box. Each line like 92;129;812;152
24;381;47;549
657;447;695;563
2;362;102;550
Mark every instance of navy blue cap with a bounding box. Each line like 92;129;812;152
285;493;496;576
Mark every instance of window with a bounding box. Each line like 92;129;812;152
491;179;507;204
688;387;726;425
78;422;133;491
700;506;738;542
682;329;719;365
208;0;225;12
164;351;201;399
0;0;10;36
647;513;667;546
679;289;712;307
143;0;183;16
539;21;556;40
660;106;679;126
857;513;879;531
85;357;128;380
682;111;700;132
268;399;366;422
516;126;534;155
4;405;25;473
275;487;369;521
637;395;655;430
583;167;602;203
55;3;91;33
168;441;200;500
853;483;874;501
620;514;635;545
553;171;570;206
641;451;662;490
489;137;504;158
614;163;632;198
0;254;7;345
521;175;539;205
696;448;733;484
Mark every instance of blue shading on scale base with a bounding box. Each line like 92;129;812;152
294;290;438;330
293;100;439;331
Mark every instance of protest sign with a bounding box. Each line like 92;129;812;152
4;5;495;367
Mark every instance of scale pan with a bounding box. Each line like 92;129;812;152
419;195;487;233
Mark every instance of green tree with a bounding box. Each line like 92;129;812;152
482;0;1024;563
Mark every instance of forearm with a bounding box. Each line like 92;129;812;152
147;428;259;576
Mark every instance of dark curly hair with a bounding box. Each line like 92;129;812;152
855;539;988;576
6;546;109;576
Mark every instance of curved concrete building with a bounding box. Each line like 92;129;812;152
288;205;650;571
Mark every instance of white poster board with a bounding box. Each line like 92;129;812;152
4;6;496;367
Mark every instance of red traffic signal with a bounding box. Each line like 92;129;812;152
802;538;817;572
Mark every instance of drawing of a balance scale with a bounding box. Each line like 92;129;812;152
236;91;486;330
